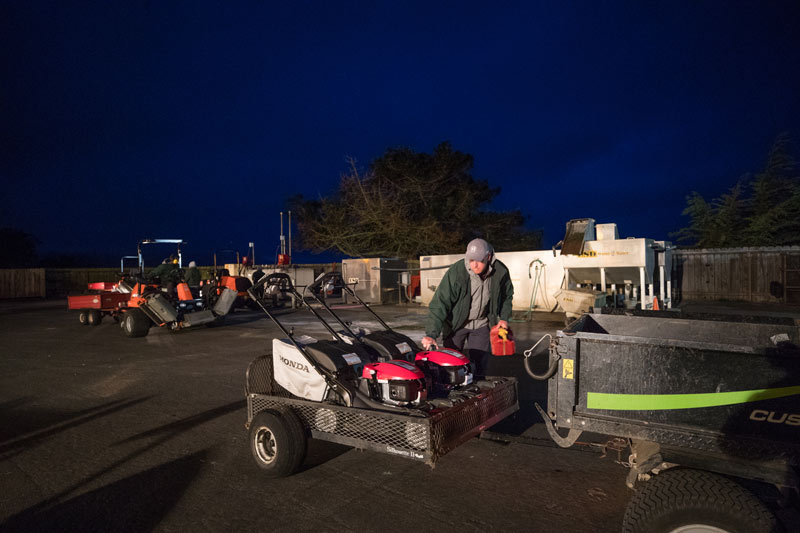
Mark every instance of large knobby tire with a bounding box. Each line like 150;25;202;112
87;309;102;326
249;408;307;478
79;310;89;325
122;309;150;338
622;469;778;533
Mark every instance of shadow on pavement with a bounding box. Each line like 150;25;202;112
0;396;153;458
299;439;352;472
114;400;246;445
2;450;209;533
484;352;549;436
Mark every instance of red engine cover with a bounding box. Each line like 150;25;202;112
362;360;425;381
415;348;469;366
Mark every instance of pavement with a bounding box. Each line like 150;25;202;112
1;299;795;531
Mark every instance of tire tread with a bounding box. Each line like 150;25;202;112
622;468;779;533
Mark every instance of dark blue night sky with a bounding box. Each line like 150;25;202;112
2;2;799;265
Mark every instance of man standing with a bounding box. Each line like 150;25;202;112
421;238;514;377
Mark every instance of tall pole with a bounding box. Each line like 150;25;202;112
279;212;285;255
288;210;292;261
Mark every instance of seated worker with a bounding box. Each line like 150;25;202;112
184;260;201;298
421;238;514;378
148;258;173;284
149;257;180;296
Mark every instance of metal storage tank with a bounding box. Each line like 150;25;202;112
341;258;407;304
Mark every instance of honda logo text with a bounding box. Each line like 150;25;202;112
279;355;310;373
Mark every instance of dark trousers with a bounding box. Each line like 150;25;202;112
444;325;490;377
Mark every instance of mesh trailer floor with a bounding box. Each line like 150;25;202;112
246;355;519;465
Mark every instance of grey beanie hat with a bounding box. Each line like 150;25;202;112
465;238;493;262
188;261;196;268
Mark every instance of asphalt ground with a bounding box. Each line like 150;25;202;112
8;298;790;532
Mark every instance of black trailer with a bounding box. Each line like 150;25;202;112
526;312;800;532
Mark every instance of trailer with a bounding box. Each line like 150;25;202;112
243;273;520;476
526;312;800;532
246;357;518;467
67;289;131;325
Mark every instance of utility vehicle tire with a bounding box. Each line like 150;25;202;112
622;468;778;533
123;309;150;338
79;310;89;325
249;408;307;478
87;309;102;326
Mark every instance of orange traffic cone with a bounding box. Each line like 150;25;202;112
653;297;660;311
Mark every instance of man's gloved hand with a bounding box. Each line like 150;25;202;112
421;336;437;350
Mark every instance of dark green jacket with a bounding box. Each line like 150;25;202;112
425;259;514;339
184;267;201;287
148;263;179;284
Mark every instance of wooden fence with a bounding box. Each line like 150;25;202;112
4;252;799;304
0;264;331;299
0;269;46;298
672;246;800;304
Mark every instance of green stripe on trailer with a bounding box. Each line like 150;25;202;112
587;385;800;411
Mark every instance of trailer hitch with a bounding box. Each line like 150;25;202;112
534;403;582;448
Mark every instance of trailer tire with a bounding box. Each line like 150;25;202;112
123;309;150;338
622;468;778;533
249;408;306;477
87;309;102;326
79;310;89;325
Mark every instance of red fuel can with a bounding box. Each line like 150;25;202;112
490;324;516;356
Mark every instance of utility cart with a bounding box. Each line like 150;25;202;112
526;312;800;532
244;273;519;476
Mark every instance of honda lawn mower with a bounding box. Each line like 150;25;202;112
303;272;479;405
305;272;419;362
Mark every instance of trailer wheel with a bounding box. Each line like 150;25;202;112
79;310;89;325
622;469;778;533
123;309;150;338
87;309;102;326
249;408;307;477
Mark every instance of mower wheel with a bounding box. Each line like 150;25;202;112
249;408;307;478
87;309;102;326
79;310;89;325
123;309;150;338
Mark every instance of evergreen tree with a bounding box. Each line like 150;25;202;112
673;133;800;248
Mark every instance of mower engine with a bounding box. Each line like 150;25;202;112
361;361;428;407
414;348;474;394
